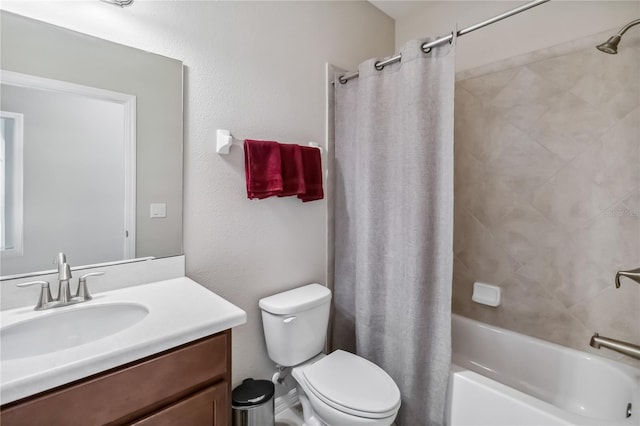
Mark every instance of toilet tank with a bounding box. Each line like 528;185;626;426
259;284;331;367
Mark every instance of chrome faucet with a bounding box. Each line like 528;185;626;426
16;252;104;311
590;333;640;360
615;267;640;288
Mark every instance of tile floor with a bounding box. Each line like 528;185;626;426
275;404;397;426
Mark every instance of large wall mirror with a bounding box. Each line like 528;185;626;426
0;12;183;278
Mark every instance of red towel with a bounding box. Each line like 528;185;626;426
244;139;283;199
298;146;324;202
278;144;305;197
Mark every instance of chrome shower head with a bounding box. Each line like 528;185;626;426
596;35;621;54
597;19;640;54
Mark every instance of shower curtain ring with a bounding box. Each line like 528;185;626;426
338;75;348;84
423;30;455;54
374;61;385;71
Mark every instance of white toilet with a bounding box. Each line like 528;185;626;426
259;283;401;426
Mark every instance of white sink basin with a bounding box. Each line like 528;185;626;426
0;277;247;406
1;303;148;361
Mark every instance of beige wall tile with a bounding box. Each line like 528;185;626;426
526;49;598;89
458;67;519;101
452;256;512;326
573;208;640;275
456;218;521;286
453;204;482;255
622;188;640;215
490;202;564;264
454;32;640;362
499;272;592;350
457;170;517;229
571;107;640;202
454;141;484;190
489;67;564;110
570;284;640;367
532;163;615;230
547;237;618;308
454;89;492;157
489;128;564;197
533;92;619;147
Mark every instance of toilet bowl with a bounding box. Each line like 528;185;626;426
259;284;401;426
292;350;400;426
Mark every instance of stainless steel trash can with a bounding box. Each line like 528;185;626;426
232;378;275;426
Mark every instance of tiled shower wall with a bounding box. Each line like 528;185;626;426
452;31;640;365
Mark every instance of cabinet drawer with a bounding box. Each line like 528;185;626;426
132;381;228;426
1;332;229;426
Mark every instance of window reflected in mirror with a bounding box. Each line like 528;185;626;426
1;111;23;258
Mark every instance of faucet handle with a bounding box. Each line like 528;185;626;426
16;280;50;288
615;267;640;288
16;281;53;311
75;272;105;301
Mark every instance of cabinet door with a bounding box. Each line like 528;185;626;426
1;332;229;426
131;381;228;426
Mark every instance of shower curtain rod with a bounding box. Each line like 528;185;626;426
338;0;550;84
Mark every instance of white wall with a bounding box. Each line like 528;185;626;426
1;85;125;275
394;1;640;72
1;1;394;387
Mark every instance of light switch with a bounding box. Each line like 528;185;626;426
150;203;167;218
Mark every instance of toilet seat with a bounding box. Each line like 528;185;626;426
299;350;401;419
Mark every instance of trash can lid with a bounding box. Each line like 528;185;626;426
232;378;275;407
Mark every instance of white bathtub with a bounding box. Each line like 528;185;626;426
447;315;640;426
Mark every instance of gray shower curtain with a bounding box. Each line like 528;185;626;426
332;37;455;426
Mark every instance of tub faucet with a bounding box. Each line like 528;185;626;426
589;267;640;360
615;267;640;288
590;333;640;360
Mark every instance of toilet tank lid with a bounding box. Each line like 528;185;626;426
259;283;331;315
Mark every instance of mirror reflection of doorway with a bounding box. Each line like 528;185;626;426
0;72;136;276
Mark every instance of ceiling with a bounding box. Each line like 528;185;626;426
368;1;431;20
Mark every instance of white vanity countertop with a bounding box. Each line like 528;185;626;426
0;277;247;404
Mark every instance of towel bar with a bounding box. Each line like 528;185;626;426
216;129;321;155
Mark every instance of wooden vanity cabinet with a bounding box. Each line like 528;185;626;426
0;330;232;426
131;382;228;426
